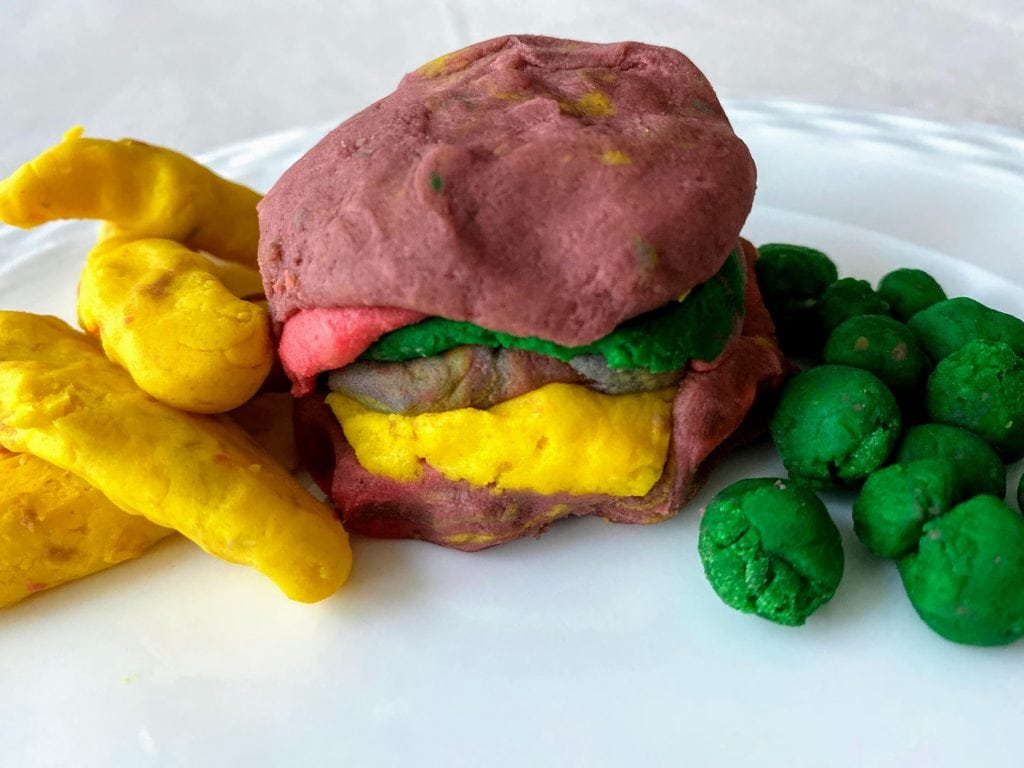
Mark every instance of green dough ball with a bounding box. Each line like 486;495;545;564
756;243;839;300
898;495;1024;646
823;314;929;397
852;458;959;559
877;268;947;322
769;365;902;488
365;247;745;373
908;297;1024;361
698;477;844;626
755;243;838;358
896;423;1005;499
819;278;890;333
926;339;1024;461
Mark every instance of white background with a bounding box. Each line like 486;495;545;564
1;0;1022;178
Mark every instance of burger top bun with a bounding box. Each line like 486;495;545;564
258;35;756;347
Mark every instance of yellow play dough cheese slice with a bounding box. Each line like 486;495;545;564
326;382;675;497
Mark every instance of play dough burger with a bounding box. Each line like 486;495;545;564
257;35;788;550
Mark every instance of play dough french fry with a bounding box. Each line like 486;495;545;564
77;237;273;413
0;312;352;603
0;127;262;265
0;447;173;608
0;129;271;412
207;257;266;300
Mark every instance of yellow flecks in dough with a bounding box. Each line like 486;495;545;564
417;53;454;79
416;45;474;79
601;149;632;165
542;503;570;522
559;91;616;118
493;90;531;101
326;383;675;497
440;503;572;547
442;531;500;547
677;289;691;303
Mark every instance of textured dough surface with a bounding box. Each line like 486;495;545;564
0;447;172;608
899;495;1024;646
909;297;1024;361
698;477;843;626
852;458;959;559
770;365;901;488
925;339;1024;461
258;35;755;345
895;423;1005;499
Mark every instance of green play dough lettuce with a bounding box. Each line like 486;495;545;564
361;247;746;373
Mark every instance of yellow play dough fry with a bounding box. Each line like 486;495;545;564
0;127;261;265
77;237;272;414
207;257;266;300
0;312;352;603
0;447;173;608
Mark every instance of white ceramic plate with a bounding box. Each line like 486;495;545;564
2;101;1024;767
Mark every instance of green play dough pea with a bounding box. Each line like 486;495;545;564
895;423;1005;499
755;243;838;357
769;365;902;488
898;495;1024;646
877;268;947;322
908;297;1024;361
852;458;959;559
756;243;839;300
364;248;745;373
698;477;844;626
926;339;1024;461
823;314;929;397
819;278;890;333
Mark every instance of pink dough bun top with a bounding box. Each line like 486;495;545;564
258;34;756;346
